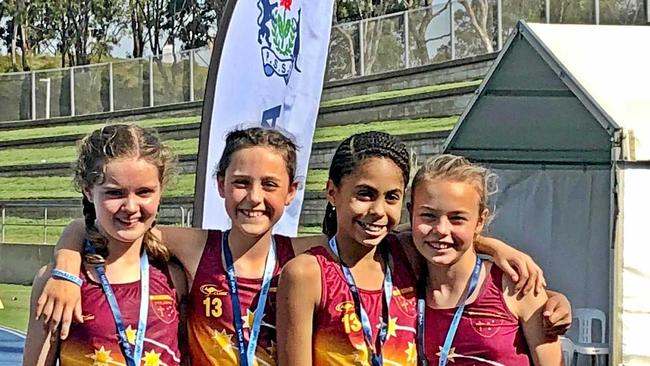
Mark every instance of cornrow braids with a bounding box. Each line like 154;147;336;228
75;124;176;263
322;131;410;237
215;127;298;183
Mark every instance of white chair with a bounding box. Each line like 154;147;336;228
571;308;608;366
573;308;606;343
560;336;575;366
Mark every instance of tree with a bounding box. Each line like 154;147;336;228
408;2;452;67
129;0;147;57
457;0;494;53
330;0;425;76
3;0;33;71
171;0;218;50
600;0;645;25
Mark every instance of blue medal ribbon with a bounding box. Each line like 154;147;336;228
84;240;149;366
328;236;393;366
416;255;483;366
222;230;276;366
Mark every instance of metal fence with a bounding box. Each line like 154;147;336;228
326;0;647;81
0;204;193;244
0;0;646;123
0;47;212;123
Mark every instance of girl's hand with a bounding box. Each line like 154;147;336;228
476;236;547;295
36;277;83;340
543;290;572;338
37;220;85;339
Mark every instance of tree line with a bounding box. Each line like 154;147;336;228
0;0;644;72
0;0;222;71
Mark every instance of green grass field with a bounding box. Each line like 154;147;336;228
0;284;31;332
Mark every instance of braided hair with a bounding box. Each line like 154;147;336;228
74;124;176;264
322;131;410;237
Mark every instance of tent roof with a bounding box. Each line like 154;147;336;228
445;21;650;163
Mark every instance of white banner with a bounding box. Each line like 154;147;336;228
197;0;334;236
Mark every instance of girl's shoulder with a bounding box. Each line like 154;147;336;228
498;260;548;319
279;251;322;289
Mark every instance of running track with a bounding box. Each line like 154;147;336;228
0;326;24;365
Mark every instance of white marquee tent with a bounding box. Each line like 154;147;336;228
444;21;650;365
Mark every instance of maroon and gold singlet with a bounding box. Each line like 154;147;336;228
423;264;531;365
187;230;294;365
311;234;418;365
59;260;181;366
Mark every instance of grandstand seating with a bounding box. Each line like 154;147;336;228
0;54;495;243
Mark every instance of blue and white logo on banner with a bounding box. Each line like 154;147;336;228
199;0;334;236
257;0;301;84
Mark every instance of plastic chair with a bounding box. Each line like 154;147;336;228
573;308;606;343
560;336;575;366
572;308;608;366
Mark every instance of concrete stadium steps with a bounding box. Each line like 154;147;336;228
322;53;494;101
0;53;495;133
0;79;476;150
0;102;203;132
0;130;450;177
316;83;476;127
0;54;498;232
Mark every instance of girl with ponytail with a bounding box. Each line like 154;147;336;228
24;124;185;366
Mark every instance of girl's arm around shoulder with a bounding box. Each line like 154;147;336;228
24;265;61;366
38;220;85;338
502;273;562;366
277;253;322;366
167;260;188;307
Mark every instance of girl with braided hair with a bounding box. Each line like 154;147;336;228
33;126;305;366
276;132;571;366
24;124;185;366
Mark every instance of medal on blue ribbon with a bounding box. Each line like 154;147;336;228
85;240;149;366
416;255;483;366
328;236;393;366
222;230;277;366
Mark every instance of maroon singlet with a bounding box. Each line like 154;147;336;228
310;234;419;365
187;230;294;366
59;260;181;366
424;263;531;365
